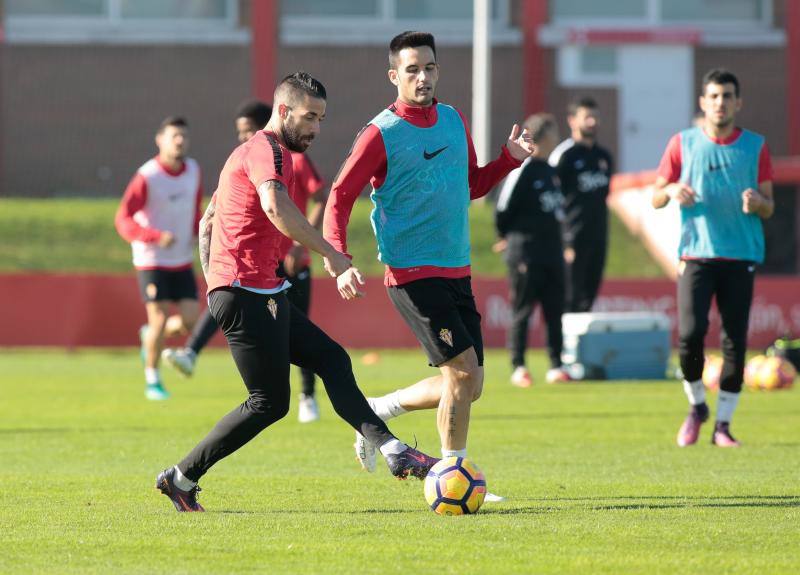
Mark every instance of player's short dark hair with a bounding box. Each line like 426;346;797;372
567;97;598;116
236;100;272;126
389;31;436;69
523;113;557;143
275;71;327;103
157;116;188;134
701;68;740;97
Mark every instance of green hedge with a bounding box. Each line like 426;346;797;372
0;198;664;277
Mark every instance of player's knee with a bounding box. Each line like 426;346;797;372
317;341;352;378
471;379;484;402
247;391;290;425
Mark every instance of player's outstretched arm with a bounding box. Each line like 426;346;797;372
198;196;216;278
257;180;351;277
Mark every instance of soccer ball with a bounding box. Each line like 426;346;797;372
744;355;767;389
424;457;487;516
747;356;796;391
702;354;723;391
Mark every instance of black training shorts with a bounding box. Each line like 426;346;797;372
387;276;484;367
136;268;198;303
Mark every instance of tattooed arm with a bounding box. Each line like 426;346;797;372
257;179;351;278
198;195;216;279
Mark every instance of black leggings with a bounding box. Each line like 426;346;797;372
566;236;607;313
678;260;755;394
187;267;317;396
507;256;564;369
178;287;394;481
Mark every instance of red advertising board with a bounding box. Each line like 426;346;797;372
0;274;797;350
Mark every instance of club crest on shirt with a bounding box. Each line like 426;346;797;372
267;298;278;320
599;158;609;172
439;328;454;348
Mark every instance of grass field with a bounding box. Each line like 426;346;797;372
0;198;664;278
1;348;797;574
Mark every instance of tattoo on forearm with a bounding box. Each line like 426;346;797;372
199;201;216;277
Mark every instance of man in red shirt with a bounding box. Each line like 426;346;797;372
324;32;533;475
155;72;438;512
162;100;329;423
115;116;202;401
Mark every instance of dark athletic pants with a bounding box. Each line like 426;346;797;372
177;287;393;481
566;234;607;313
678;260;755;394
186;266;317;397
507;255;564;369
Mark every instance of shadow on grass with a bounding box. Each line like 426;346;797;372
495;494;800;513
213;508;423;515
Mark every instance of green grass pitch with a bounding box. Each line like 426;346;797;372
1;348;797;574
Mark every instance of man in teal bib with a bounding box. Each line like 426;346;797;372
324;31;533;476
653;68;774;448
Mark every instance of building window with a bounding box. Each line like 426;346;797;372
282;0;379;17
551;0;648;19
280;0;518;46
4;0;246;44
660;0;764;22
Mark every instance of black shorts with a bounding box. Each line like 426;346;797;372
137;268;198;303
387;276;484;367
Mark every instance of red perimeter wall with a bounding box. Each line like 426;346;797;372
0;274;798;350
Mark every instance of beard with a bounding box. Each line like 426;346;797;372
283;121;314;152
579;127;596;140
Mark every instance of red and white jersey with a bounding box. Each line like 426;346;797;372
206;130;295;293
115;157;203;270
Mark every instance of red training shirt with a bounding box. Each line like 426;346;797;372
206;130;295;293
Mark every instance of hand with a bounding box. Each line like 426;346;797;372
323;250;352;278
492;239;508;254
158;231;175;248
564;247;575;264
667;183;697;207
506;124;536;161
742;188;763;214
337;267;366;300
283;243;305;277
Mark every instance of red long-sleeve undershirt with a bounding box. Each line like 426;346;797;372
114;158;203;244
324;98;521;285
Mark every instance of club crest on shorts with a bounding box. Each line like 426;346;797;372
267;298;278;320
146;283;158;300
439;328;454;347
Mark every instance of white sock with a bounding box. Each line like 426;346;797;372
172;465;197;490
442;448;467;459
368;391;407;421
716;390;741;423
682;379;706;406
145;367;160;385
378;438;407;456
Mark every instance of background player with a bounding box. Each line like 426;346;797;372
652;68;774;447
494;113;569;387
115;116;202;400
155;72;438;512
549;97;613;312
324;31;533;472
162;100;329;423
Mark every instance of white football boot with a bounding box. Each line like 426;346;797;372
297;394;320;423
161;348;196;378
354;431;377;472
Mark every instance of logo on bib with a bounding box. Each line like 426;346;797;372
424;146;448;160
267;298;278;320
439;328;454;348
